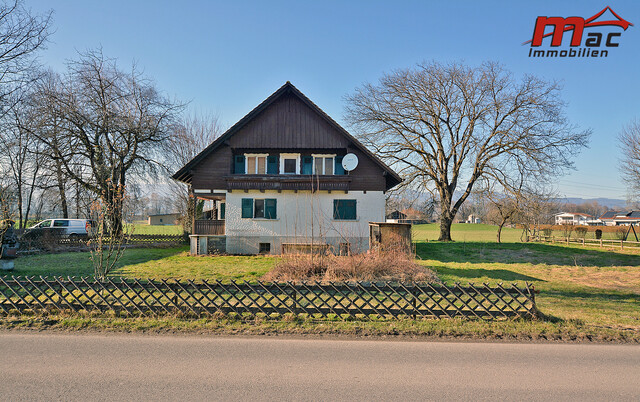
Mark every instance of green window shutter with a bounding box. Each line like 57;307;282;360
241;198;253;218
220;203;226;219
234;155;245;174
335;156;344;175
265;199;277;219
334;200;357;220
267;155;278;174
302;156;313;175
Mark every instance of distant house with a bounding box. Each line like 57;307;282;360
599;211;640;226
466;214;481;224
148;213;181;226
386;210;407;223
554;212;598;226
172;82;402;255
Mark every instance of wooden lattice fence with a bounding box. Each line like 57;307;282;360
0;277;537;320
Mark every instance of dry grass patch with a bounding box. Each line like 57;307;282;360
265;249;440;283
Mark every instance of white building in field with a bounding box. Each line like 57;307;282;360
554;212;598;226
172;82;402;255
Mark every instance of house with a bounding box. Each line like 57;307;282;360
385;210;407;223
554;212;596;226
598;210;640;226
172;82;402;255
148;213;181;225
466;214;481;224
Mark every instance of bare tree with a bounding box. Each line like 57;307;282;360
0;0;51;116
0;97;49;228
166;113;223;232
619;120;640;198
27;49;183;234
346;61;590;241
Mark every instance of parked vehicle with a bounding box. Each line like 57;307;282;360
22;219;96;240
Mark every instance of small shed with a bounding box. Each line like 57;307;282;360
148;213;181;226
369;222;412;254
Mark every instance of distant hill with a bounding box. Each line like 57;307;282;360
557;197;628;209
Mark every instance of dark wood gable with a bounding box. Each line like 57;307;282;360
173;82;401;192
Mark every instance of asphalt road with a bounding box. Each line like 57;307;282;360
1;333;639;401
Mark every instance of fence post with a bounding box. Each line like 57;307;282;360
582;238;585;246
566;237;569;245
621;240;624;250
600;239;603;247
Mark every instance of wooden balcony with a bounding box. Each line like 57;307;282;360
225;175;351;192
193;219;225;235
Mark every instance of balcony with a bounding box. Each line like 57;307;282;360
193;219;225;235
225;175;351;192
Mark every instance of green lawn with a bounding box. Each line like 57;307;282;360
412;223;524;242
12;246;275;282
125;223;184;235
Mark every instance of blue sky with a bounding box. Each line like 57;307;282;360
27;0;640;200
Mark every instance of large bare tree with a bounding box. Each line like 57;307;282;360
619;120;640;198
166;113;223;232
346;61;590;241
0;0;51;115
27;49;183;234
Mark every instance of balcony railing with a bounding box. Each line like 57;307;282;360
225;175;351;191
193;219;225;235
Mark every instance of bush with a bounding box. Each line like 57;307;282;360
542;228;553;237
613;226;627;240
561;224;573;238
574;226;588;238
265;249;440;283
595;229;603;239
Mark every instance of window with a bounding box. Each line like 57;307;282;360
38;220;52;228
241;198;277;219
245;154;268;174
312;154;335;175
259;243;271;254
280;153;300;174
53;220;69;227
333;199;357;220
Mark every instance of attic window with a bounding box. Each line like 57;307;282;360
313;154;335;175
245;154;268;174
280;153;300;174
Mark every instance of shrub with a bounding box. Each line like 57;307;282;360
574;226;588;238
561;224;573;238
542;228;553;237
613;226;627;240
595;229;603;239
265;249;440;283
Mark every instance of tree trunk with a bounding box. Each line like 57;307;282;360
55;160;68;218
497;222;504;243
438;213;453;241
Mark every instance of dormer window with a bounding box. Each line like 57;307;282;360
313;154;335;175
280;153;300;174
245;154;268;174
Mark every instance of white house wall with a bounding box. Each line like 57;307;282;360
224;190;385;254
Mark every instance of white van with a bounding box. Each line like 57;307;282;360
24;219;96;240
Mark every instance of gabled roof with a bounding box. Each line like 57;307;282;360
172;82;402;187
599;210;640;220
555;212;593;217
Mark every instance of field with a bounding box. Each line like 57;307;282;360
125;222;184;235
4;223;640;341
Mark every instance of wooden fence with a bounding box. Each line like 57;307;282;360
531;235;640;250
0;276;537;320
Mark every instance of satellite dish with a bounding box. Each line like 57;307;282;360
342;153;359;172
